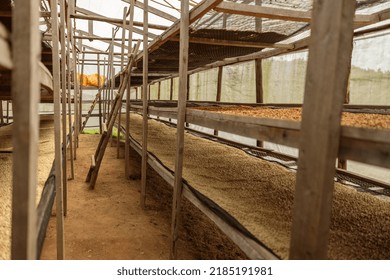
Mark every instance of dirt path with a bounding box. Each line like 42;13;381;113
40;133;197;260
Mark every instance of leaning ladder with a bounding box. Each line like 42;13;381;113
86;42;140;189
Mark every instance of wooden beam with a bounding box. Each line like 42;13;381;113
214;1;371;25
137;0;224;59
169;36;294;49
140;0;149;209
71;13;169;30
11;0;40;260
170;0;190;260
75;7;158;39
50;0;65;260
98;55;103;134
122;0;178;22
289;0;357;260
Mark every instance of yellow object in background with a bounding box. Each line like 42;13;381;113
77;73;105;87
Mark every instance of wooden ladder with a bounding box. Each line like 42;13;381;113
86;42;140;189
80;90;101;132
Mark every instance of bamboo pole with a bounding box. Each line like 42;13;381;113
11;0;40;260
50;0;65;259
170;0;189;260
140;0;149;209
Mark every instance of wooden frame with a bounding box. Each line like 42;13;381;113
11;0;40;260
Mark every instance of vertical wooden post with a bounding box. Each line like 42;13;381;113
140;0;149;209
170;0;189;260
66;0;75;179
79;49;85;132
117;7;128;158
0;101;3;125
169;78;174;122
110;36;115;147
69;0;79;155
98;55;103;134
6;101;10;123
125;0;135;179
102;58;107;123
214;66;223;136
157;82;161;100
11;0;40;259
50;0;65;259
289;0;356;260
255;0;264;147
59;0;68;216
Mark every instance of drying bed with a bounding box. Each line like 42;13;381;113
0;119;54;259
126;113;390;259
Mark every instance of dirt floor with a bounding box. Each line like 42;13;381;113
40;133;245;260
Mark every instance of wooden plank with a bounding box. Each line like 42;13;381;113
59;0;68;216
71;1;80;154
91;154;96;168
140;0;149;209
169;36;294;49
214;1;371;25
170;0;190;260
50;0;65;260
75;8;157;39
125;0;135;179
71;13;168;30
289;0;357;260
122;0;178;22
11;0;40;260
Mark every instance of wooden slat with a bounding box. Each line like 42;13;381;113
98;55;103;133
214;1;371;25
75;7;157;39
289;0;357;260
169;36;294;49
122;0;178;22
11;0;40;260
170;0;190;260
140;0;149;209
50;0;65;260
71;13;168;30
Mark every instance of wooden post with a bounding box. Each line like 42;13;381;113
6;101;10;123
170;0;189;260
69;0;79;154
255;0;263;147
50;0;65;260
140;0;149;209
0;101;3;125
169;78;174;122
66;0;75;179
214;66;223;136
125;0;135;179
79;48;85;131
102;58;107;123
109;35;115;147
157;81;161;100
59;0;68;216
289;0;356;260
117;7;127;158
98;55;103;134
11;0;40;259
